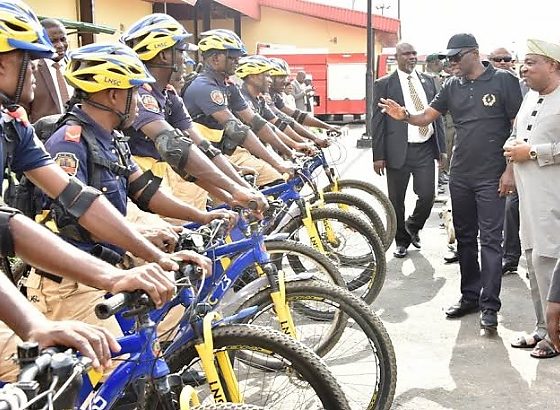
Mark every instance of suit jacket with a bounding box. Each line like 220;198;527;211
291;79;307;111
28;59;65;124
372;70;445;169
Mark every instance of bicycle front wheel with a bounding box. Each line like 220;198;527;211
162;324;350;410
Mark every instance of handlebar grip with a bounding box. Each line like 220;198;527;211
95;293;130;320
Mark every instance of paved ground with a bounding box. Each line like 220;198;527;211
335;125;559;410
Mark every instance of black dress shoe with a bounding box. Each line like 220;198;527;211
405;221;421;249
445;299;480;318
502;262;518;275
443;251;458;263
480;309;498;329
393;245;408;258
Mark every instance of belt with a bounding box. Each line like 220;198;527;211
36;269;63;284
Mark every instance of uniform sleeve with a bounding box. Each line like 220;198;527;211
188;81;230;116
429;79;450;115
132;87;165;131
167;91;194;130
12;123;53;173
228;84;249;112
261;102;277;121
273;92;286;110
44;126;89;184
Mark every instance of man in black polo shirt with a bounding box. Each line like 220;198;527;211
379;33;522;331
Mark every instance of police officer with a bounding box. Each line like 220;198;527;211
184;29;295;187
0;0;176;381
235;55;317;156
267;57;337;146
120;14;263;211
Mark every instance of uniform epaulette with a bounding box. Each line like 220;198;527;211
64;125;82;143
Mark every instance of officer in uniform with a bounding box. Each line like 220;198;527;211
120;14;264;213
267;57;338;145
235;55;317;156
184;29;295;187
0;0;176;381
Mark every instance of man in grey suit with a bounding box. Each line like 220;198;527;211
372;42;445;258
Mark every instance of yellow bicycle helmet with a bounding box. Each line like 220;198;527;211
64;43;155;93
198;29;246;56
235;55;274;79
268;57;291;76
121;13;191;61
0;0;54;59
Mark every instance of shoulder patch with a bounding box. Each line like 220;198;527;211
54;152;79;176
141;94;160;113
210;89;225;106
64;125;82;143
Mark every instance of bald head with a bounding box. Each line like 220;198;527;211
489;47;514;72
296;71;306;83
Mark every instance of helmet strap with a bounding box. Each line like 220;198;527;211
0;52;30;108
83;88;133;130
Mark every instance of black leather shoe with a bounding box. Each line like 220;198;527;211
443;251;458;263
405;221;421;249
393;245;408;258
480;309;498;329
445;299;479;318
502;262;518;275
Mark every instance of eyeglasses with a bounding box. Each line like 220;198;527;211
491;56;513;63
448;49;475;63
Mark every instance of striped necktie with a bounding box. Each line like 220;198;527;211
407;75;429;136
53;61;70;108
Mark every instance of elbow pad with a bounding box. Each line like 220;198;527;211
250;114;268;133
291;109;308;124
222;119;250;155
154;129;193;179
0;207;21;257
55;177;101;220
128;170;162;212
198;139;222;160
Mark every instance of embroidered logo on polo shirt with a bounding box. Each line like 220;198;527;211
54;152;79;176
141;94;160;113
482;93;496;107
210;90;225;105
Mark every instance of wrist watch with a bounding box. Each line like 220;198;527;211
402;108;411;122
529;146;538;160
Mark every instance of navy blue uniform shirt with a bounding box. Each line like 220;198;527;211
0;107;53;187
240;84;276;121
184;69;248;130
128;84;193;159
45;107;139;255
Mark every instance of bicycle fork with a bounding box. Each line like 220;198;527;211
193;312;242;404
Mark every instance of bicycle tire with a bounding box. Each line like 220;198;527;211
192;405;265;410
324;179;397;250
322;191;389;251
158;324;350;410
264;239;345;286
237;279;397;410
281;207;386;303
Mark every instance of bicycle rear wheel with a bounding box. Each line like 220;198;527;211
160;324;350;410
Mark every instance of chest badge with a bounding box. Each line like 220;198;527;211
141;94;160;113
54;152;79;177
210;89;225;105
482;93;496;107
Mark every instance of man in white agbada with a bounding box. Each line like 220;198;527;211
503;38;560;359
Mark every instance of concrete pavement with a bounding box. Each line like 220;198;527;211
336;125;559;410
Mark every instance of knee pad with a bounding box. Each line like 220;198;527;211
222;119;250;155
128;170;162;212
250;114;268;133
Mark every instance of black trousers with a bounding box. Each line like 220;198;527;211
503;192;521;265
449;174;505;311
386;141;435;247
